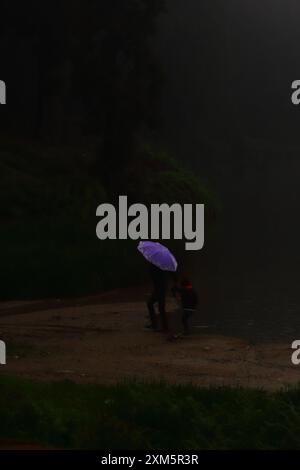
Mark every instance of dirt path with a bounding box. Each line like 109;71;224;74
0;288;298;390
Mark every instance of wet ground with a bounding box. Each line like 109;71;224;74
0;288;299;391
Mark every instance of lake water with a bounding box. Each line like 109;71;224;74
183;151;300;344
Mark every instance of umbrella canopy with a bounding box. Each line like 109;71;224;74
138;241;178;272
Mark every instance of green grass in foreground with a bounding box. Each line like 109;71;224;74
1;376;300;449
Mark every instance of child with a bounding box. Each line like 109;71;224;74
172;276;198;335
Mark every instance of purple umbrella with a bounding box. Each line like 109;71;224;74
138;241;178;272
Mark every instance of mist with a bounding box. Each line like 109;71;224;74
154;1;300;339
155;0;300;254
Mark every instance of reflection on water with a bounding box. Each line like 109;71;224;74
185;153;300;343
186;234;300;343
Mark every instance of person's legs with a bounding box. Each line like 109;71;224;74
182;309;192;335
147;292;158;329
157;288;168;332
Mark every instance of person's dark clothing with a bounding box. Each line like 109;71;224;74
173;284;198;309
172;283;198;334
147;264;169;331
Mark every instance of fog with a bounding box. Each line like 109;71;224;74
155;1;300;339
155;0;300;258
157;0;300;147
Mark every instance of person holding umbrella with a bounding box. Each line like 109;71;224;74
138;241;178;332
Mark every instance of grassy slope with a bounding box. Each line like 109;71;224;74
0;140;219;300
0;141;145;299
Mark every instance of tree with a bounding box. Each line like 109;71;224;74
0;0;165;179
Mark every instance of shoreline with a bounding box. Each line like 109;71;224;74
0;287;298;391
